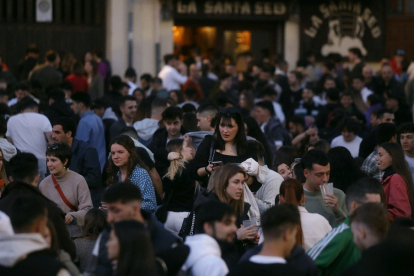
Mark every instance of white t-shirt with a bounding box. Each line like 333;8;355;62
361;87;373;104
6;112;52;175
158;65;188;91
404;155;414;190
249;255;286;264
127;80;138;95
331;135;362;158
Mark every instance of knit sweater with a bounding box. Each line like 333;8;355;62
39;169;93;237
303;188;347;228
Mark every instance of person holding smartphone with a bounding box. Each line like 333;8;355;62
189;108;260;189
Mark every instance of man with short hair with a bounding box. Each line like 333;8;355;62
149;106;188;175
184;200;238;276
290;115;319;154
260;86;286;124
385;92;412;127
301;150;347;227
361;123;397;181
0;196;70;275
315;88;341;128
140;73;153;97
359;108;395;159
6;97;53;177
44;89;75;126
124;67;137;95
351;75;373;109
254;100;291;156
133;97;169;146
307;178;383;275
347;47;365;82
158;54;187;91
196;103;218;132
109;95;137;141
331;117;363;158
0;153;76;259
378;64;405;99
8;81;29;107
398;122;414;188
350;202;389;252
230;204;303;276
30;50;62;89
178;87;199;109
71;92;106;171
16;44;39;81
87;182;187;276
52;117;102;207
288;115;305;138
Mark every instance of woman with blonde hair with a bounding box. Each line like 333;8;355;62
161;139;195;235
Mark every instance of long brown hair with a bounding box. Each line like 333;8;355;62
208;164;246;218
279;179;305;246
380;142;414;209
106;135;149;187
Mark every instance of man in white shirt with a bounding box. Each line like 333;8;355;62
331;117;363;158
6;97;53;178
158;54;187;91
124;68;138;95
184;201;237;276
399;123;414;189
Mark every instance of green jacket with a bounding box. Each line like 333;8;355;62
307;217;361;276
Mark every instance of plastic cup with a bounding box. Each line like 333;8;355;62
320;183;333;199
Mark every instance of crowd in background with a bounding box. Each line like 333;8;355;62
0;44;413;275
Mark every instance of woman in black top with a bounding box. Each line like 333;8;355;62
189;108;259;189
162;139;196;235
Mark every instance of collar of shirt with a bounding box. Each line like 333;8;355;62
80;110;94;119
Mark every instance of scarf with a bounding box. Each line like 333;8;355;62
382;166;395;182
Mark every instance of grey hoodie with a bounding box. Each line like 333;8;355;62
0;233;48;267
0;138;17;162
133;118;159;141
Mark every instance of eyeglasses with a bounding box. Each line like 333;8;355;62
48;144;60;150
219;108;239;115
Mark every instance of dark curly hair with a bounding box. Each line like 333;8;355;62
106;135;149;187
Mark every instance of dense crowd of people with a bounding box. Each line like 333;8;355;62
0;44;413;276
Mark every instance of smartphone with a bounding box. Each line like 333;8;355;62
210;161;224;167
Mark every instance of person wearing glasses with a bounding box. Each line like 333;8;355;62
39;143;93;238
189;108;261;189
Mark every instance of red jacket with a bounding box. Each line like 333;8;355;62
65;74;89;94
382;173;412;221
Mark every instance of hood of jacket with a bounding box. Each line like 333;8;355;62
184;234;222;269
133;118;159;141
0;138;17;161
102;107;118;121
0;233;49;267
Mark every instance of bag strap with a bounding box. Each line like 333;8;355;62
208;137;216;163
52;175;78;212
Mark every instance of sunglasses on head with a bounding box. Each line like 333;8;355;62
219;108;239;115
48;144;60;150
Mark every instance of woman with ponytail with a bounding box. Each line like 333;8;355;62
162;139;196;235
279;179;332;251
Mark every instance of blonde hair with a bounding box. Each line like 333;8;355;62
208;164;246;218
164;139;186;180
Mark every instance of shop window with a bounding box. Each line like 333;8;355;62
223;31;251;61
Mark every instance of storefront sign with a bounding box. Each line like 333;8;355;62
300;1;386;61
173;0;289;22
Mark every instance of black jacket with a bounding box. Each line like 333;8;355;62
109;117;127;142
0;181;76;260
70;139;103;207
149;126;188;176
239;244;317;276
44;100;76;126
90;211;188;276
0;249;65;276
